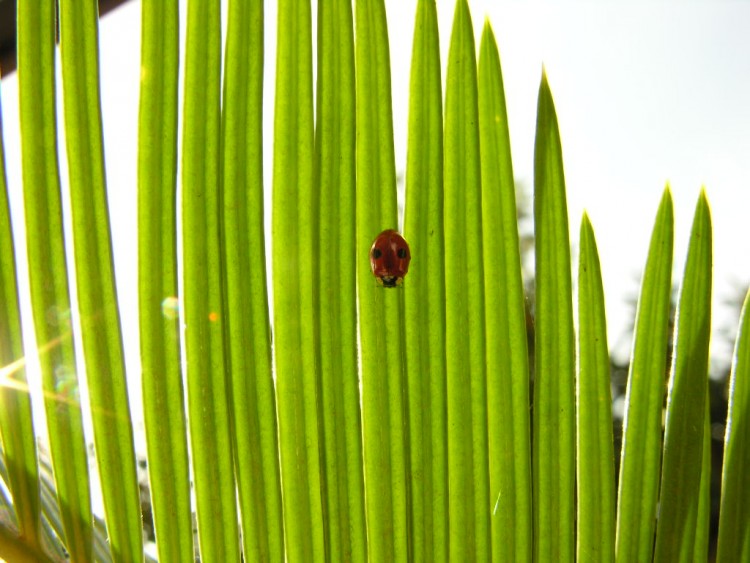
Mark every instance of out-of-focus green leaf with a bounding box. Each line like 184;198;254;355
615;188;673;563
273;0;325;561
0;524;50;563
17;1;93;560
654;191;712;562
576;214;615;562
182;0;239;559
137;0;192;560
532;71;575;563
477;21;532;563
221;0;284;561
403;0;446;560
716;289;750;562
355;1;408;561
315;0;365;560
444;1;489;559
0;82;41;550
34;448;97;562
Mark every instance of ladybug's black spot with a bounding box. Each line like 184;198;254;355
372;248;382;259
397;248;408;259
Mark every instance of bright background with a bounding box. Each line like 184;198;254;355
1;0;749;457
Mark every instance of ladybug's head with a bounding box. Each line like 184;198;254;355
376;273;401;288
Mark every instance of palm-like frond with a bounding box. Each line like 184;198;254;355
0;1;747;561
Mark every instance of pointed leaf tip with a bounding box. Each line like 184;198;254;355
453;0;471;22
694;188;712;229
659;186;674;217
699;186;709;204
482;16;493;35
581;210;591;228
580;212;597;253
538;68;556;112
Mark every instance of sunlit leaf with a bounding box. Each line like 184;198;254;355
716;289;750;562
576;214;615;562
654;191;712;562
58;0;143;557
0;80;41;556
355;0;409;560
403;0;446;560
532;71;575;563
615;188;674;563
17;1;93;559
478;21;532;562
315;0;366;560
181;0;239;558
272;0;326;560
444;1;489;559
137;0;192;560
0;74;41;557
221;0;284;560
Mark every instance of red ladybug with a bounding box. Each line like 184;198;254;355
369;229;411;287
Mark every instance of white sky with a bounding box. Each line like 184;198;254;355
2;1;750;446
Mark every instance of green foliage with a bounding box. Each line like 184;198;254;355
717;291;750;562
15;1;93;561
316;0;365;560
223;0;284;560
478;21;532;563
273;1;325;560
59;0;143;557
444;1;489;559
0;75;40;555
404;1;447;560
138;0;192;560
616;189;674;562
533;71;576;562
653;192;713;562
355;1;409;561
181;0;240;559
577;215;615;562
1;0;748;561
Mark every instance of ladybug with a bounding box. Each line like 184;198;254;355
369;229;411;287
